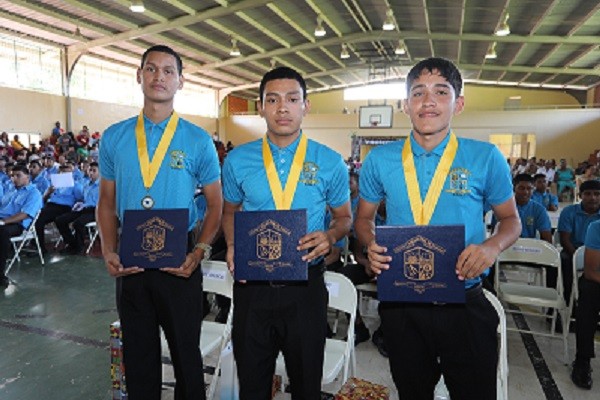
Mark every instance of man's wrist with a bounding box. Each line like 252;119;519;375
193;242;212;260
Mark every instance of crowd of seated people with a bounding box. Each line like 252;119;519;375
0;123;103;287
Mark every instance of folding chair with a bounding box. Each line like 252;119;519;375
494;238;569;363
85;221;99;254
433;289;508;400
161;260;233;400
276;271;357;391
5;211;44;275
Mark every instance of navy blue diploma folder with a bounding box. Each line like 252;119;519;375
376;225;466;303
234;209;307;281
119;209;189;269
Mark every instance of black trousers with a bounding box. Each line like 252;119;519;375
380;285;498;400
575;276;600;361
54;207;95;250
35;203;71;250
546;249;575;304
117;234;205;400
0;223;24;275
232;265;328;400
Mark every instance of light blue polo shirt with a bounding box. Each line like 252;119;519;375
222;134;349;237
558;203;600;249
0;183;42;228
100;113;220;231
584;220;600;250
49;181;84;207
516;200;551;238
32;174;50;196
82;179;99;208
360;132;514;288
531;191;559;210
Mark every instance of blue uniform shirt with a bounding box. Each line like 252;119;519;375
82;179;100;208
0;183;43;228
558;203;600;249
223;134;349;238
100;113;220;231
32;174;50;196
516;200;551;238
49;181;84;206
360;133;514;288
531;191;559;210
584;220;600;250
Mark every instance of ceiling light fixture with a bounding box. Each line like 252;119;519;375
340;44;350;59
394;41;406;55
382;8;395;31
485;42;497;59
229;39;241;57
314;16;326;37
495;12;510;36
129;0;145;13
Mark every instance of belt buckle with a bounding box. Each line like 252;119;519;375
269;281;286;288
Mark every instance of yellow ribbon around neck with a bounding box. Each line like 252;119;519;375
402;132;458;225
262;133;308;210
135;111;179;189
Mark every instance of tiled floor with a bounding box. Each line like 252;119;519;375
1;250;599;400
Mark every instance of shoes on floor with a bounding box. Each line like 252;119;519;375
371;327;388;358
571;361;593;390
354;323;370;346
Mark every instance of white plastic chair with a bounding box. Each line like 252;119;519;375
433;289;508;400
276;271;357;391
161;260;233;400
494;238;569;363
85;221;99;254
6;211;44;275
570;246;585;313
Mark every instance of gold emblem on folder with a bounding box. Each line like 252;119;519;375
133;217;174;262
248;219;293;272
393;235;448;294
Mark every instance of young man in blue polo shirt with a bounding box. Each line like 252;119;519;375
553;180;600;305
355;57;521;400
571;219;600;389
222;67;352;399
97;45;223;400
511;173;552;242
0;164;43;288
532;173;559;211
55;162;100;255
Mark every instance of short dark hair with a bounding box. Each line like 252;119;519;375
29;160;42;168
259;67;307;103
12;164;29;175
141;45;183;76
513;173;534;185
580;180;600;193
89;162;99;168
406;57;463;99
533;173;547;181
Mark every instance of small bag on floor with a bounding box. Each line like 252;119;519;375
335;377;389;400
110;321;128;400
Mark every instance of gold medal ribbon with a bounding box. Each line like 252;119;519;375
135;111;179;189
402;132;458;225
262;133;308;210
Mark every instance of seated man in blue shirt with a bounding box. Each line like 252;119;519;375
29;160;50;196
532;173;559;211
552;180;600;305
35;164;84;254
571;220;600;390
0;164;43;288
55;162;99;255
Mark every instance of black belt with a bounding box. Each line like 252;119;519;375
245;261;325;288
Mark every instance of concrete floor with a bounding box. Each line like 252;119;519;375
1;248;600;400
